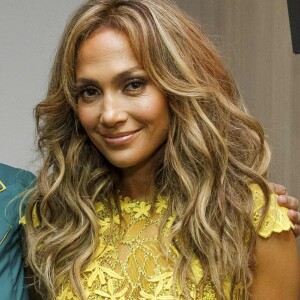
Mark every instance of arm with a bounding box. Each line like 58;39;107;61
269;183;300;236
250;230;300;299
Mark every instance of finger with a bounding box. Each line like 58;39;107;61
287;210;300;237
268;182;288;195
278;195;299;210
292;225;300;238
288;209;300;225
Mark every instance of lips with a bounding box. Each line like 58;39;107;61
101;129;141;146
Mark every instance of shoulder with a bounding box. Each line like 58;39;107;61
251;229;300;299
0;163;36;191
249;184;300;298
0;163;36;224
249;183;293;238
0;164;32;299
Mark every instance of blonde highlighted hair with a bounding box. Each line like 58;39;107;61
25;0;271;299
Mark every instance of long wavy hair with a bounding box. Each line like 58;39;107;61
25;0;271;299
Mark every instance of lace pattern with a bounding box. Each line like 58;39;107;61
250;184;294;238
51;186;293;299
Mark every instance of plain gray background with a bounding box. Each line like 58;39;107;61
0;1;82;171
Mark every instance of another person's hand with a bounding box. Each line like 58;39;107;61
269;182;300;237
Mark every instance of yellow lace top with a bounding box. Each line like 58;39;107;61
42;185;293;299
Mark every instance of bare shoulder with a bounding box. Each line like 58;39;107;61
251;230;300;299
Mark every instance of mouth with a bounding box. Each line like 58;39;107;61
101;129;141;146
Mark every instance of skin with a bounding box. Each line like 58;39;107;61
76;27;299;297
250;230;300;299
76;27;169;200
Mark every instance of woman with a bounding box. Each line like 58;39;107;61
25;0;300;299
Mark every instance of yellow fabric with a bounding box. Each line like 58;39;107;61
50;184;292;299
250;184;293;238
19;203;39;227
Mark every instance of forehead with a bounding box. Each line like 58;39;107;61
80;28;128;56
76;27;142;79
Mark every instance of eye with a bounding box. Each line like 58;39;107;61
123;79;146;93
77;86;100;98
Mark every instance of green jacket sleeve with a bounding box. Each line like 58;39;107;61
0;163;36;300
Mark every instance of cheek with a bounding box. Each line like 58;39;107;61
152;98;169;129
78;105;98;130
144;90;169;123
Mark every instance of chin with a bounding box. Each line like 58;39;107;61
107;158;137;169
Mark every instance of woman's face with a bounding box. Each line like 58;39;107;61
76;27;169;172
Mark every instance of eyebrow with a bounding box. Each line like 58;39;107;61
76;66;144;87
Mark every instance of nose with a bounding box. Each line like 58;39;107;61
100;93;127;127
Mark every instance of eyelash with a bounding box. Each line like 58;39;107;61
123;78;146;93
77;86;100;98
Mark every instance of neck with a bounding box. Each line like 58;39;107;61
119;148;163;201
120;169;154;201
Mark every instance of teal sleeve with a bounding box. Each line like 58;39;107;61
0;163;36;300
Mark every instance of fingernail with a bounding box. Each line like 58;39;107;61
278;195;287;203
